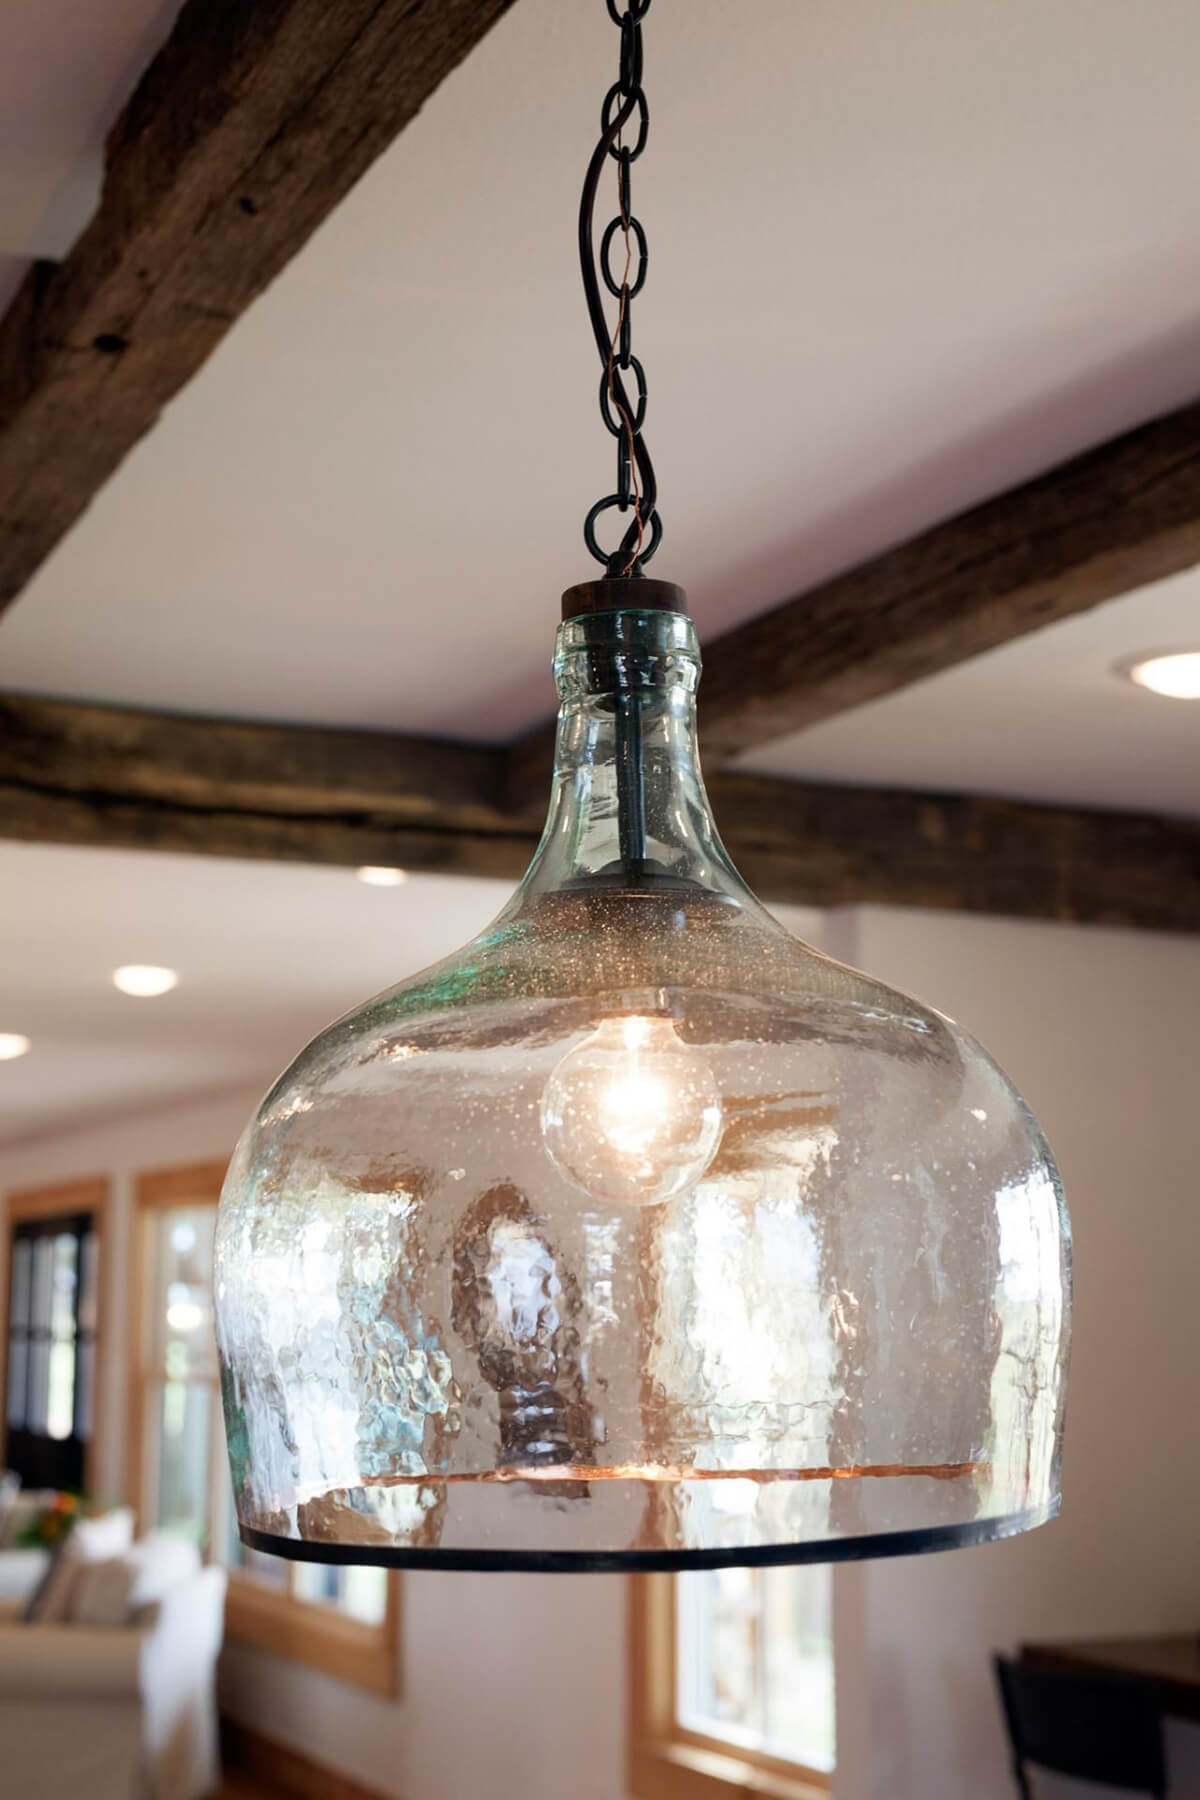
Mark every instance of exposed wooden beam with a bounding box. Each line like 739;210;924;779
1;694;1196;934
698;400;1200;761
0;693;504;823
706;773;1200;937
0;0;517;612
0;692;528;878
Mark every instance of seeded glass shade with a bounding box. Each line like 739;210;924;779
215;607;1070;1571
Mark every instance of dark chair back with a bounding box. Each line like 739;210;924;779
993;1654;1167;1798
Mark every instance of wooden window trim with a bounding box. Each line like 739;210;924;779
126;1161;229;1530
1;1176;110;1496
130;1161;401;1699
628;1573;830;1800
225;1569;402;1699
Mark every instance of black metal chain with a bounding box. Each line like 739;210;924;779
580;0;661;575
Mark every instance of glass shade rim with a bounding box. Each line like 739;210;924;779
239;1498;1059;1574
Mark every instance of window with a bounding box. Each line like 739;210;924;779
2;1179;107;1494
630;1567;835;1800
130;1163;400;1696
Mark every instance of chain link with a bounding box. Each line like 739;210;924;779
581;0;660;573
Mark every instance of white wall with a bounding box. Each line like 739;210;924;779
3;906;1199;1800
829;908;1200;1800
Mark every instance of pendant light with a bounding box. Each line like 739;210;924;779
215;1;1070;1572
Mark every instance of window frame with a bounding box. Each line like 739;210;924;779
129;1161;401;1699
628;1572;831;1800
1;1177;110;1496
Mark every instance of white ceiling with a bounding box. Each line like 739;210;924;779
742;570;1200;817
0;0;1199;775
0;842;823;1147
0;0;181;300
1;0;1199;1139
0;845;511;1146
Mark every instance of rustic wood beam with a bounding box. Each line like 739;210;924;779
1;694;1196;934
0;693;504;824
0;0;517;612
697;400;1200;760
705;773;1200;937
0;691;528;877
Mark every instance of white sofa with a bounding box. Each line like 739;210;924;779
0;1524;226;1800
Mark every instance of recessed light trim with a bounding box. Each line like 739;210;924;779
112;964;179;998
356;866;409;887
1119;648;1200;700
0;1033;31;1061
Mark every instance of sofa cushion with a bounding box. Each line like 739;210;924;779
24;1507;135;1624
69;1555;137;1627
123;1529;201;1610
23;1541;78;1623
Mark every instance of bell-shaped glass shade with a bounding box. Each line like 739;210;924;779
215;607;1070;1571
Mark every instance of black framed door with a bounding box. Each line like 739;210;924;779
4;1211;98;1491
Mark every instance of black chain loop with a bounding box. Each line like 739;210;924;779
580;0;660;573
601;84;649;161
599;355;646;435
616;435;633;509
600;215;647;299
618;12;643;92
606;0;650;26
584;496;663;569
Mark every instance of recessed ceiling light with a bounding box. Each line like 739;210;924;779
112;964;179;998
355;866;409;887
0;1033;31;1061
1120;649;1200;699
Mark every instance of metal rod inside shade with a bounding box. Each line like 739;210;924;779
615;692;648;873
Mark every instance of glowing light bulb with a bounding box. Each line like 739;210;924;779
541;1014;722;1206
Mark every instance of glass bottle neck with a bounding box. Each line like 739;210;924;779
517;610;750;904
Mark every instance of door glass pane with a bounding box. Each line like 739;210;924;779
30;1237;54;1331
45;1235;78;1441
149;1379;213;1544
9;1240;31;1329
678;1566;764;1741
762;1565;835;1771
78;1232;99;1334
27;1338;50;1433
6;1215;94;1491
149;1208;217;1374
339;1567;389;1626
293;1563;388;1625
677;1564;835;1775
292;1562;342;1608
74;1338;95;1440
6;1337;27;1428
46;1338;77;1440
49;1234;78;1339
